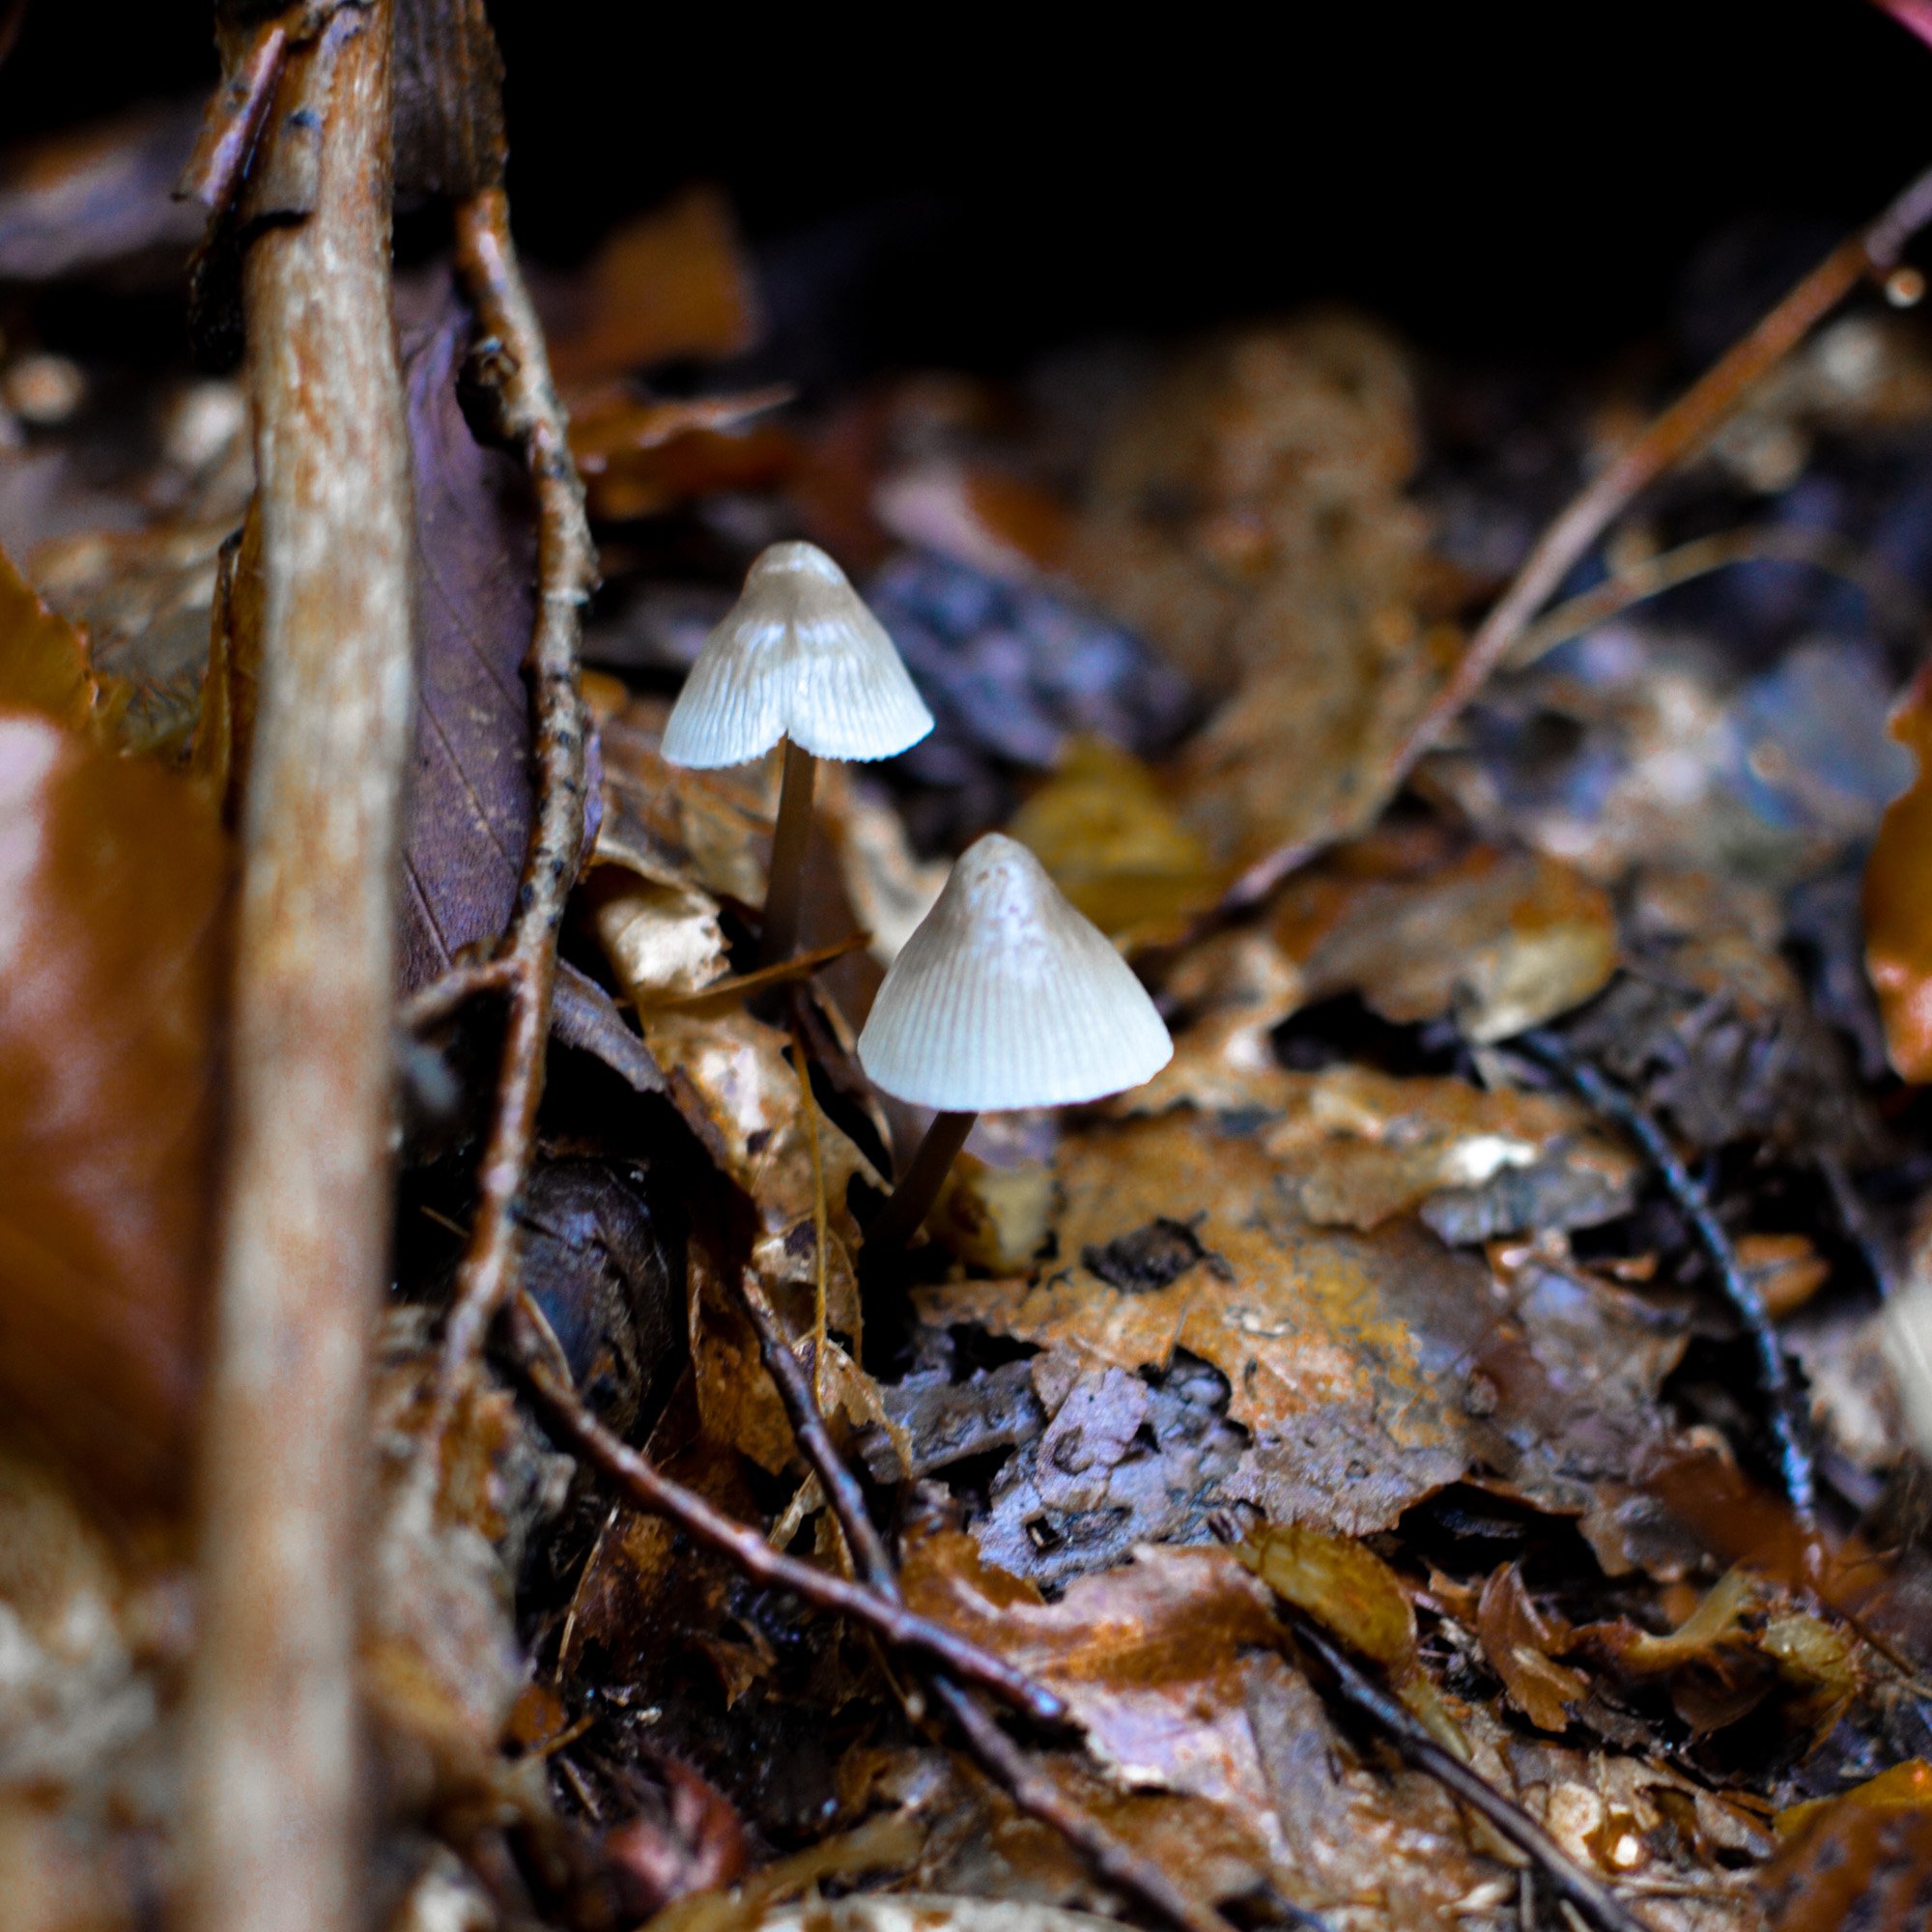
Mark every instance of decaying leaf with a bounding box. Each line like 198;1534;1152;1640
922;1114;1685;1546
1236;1520;1416;1676
397;298;539;987
1475;1561;1590;1733
898;1529;1498;1924
596;697;771;910
0;710;226;1510
1257;1063;1637;1235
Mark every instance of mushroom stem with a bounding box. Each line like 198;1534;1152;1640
759;736;816;967
867;1109;978;1250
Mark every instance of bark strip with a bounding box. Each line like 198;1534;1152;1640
184;10;413;1932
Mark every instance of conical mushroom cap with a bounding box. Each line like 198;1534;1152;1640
661;541;934;768
857;834;1174;1112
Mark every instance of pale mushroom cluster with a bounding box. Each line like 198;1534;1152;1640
663;540;1174;1244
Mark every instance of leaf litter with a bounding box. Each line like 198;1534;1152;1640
14;58;1932;1932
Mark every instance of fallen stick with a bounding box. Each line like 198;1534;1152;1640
184;9;413;1932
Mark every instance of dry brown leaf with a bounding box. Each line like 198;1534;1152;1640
1258;1063;1636;1234
923;1118;1478;1535
1475;1562;1589;1733
1762;1758;1932;1931
597;698;771;908
899;1530;1494;1925
0;540;123;740
923;1115;1670;1539
0;711;226;1512
902;1530;1283;1797
1276;838;1619;1043
587;870;730;1006
1063;317;1455;875
1008;737;1224;951
549;185;759;385
1236;1521;1416;1676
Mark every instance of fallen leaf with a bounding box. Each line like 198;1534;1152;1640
902;1527;1316;1871
1236;1521;1416;1676
30;519;228;755
900;1529;1492;1924
923;1114;1681;1542
596;698;771;910
0;710;226;1511
1475;1562;1589;1732
1274;837;1619;1043
1761;1759;1932;1931
396;297;539;988
1008;737;1225;951
0;538;122;739
1258;1063;1636;1235
549;185;759;386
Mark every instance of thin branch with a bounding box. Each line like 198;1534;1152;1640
184;11;413;1932
1505;523;1924;671
1228;156;1932;905
399;952;517;1032
433;187;597;1405
1516;1029;1816;1537
508;1309;1065;1727
734;1271;1275;1932
1282;1613;1653;1932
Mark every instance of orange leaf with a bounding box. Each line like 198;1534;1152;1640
0;710;227;1512
0;541;120;740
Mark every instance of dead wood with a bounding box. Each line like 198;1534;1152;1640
183;10;413;1932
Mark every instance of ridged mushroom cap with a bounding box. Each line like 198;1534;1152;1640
661;541;934;768
857;834;1174;1112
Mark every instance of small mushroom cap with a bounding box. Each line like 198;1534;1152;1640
661;541;934;769
857;833;1174;1112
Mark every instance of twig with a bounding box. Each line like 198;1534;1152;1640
508;1311;1065;1727
432;187;597;1404
1505;523;1925;671
399;952;517;1032
184;11;413;1932
1283;1614;1652;1932
733;1272;1272;1932
1516;1029;1817;1536
1228;156;1932;905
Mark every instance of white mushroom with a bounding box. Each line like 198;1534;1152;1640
857;833;1173;1246
662;541;933;963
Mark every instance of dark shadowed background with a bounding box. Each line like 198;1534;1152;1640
1;2;1924;368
